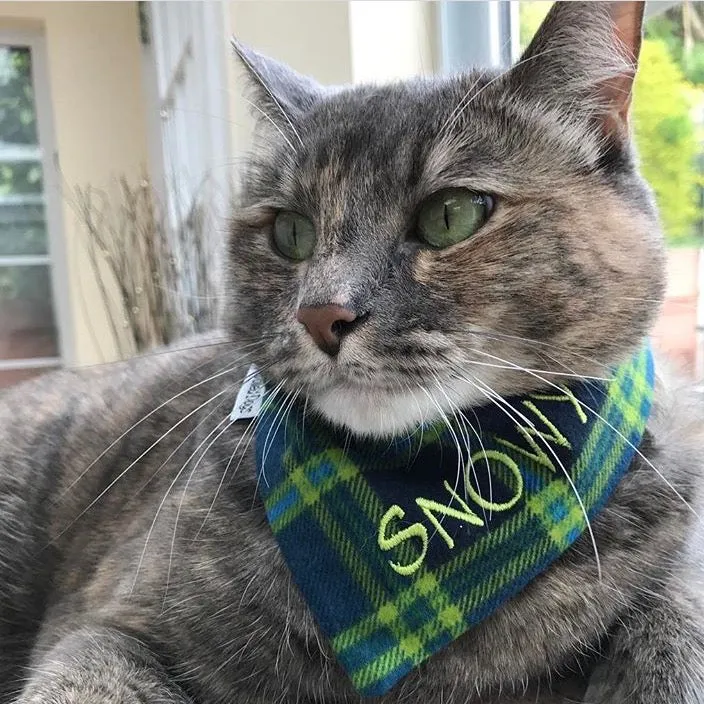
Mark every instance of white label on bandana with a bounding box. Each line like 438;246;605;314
230;364;265;421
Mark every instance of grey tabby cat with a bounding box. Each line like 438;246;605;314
1;1;703;702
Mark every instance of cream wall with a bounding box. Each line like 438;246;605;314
0;1;148;365
226;1;354;162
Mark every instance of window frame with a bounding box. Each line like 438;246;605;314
438;0;518;73
0;28;73;373
148;1;231;232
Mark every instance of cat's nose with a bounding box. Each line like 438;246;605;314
296;304;358;357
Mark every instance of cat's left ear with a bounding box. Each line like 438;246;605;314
509;1;644;140
232;39;321;134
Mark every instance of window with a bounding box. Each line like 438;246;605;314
439;1;518;72
0;32;68;387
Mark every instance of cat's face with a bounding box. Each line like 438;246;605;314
226;2;665;437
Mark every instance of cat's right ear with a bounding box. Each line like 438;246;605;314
232;38;321;136
507;1;644;141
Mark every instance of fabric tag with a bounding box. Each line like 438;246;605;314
230;364;265;421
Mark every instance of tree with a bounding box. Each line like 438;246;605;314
632;38;702;245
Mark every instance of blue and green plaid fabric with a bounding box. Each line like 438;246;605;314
254;345;654;696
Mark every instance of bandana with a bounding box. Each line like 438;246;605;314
253;344;654;696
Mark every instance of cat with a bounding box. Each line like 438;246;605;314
2;1;704;702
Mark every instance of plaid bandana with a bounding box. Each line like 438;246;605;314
254;345;654;696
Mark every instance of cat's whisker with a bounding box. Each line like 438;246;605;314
224;396;281;502
128;341;288;512
618;295;669;304
431;375;493;523
164;411;243;607
124;388;240;593
258;386;303;492
457;348;701;520
262;386;302;469
437;72;486;140
54;384;238;545
460;357;611;381
440;46;562;140
444;363;603;581
195;380;287;539
408;382;430;466
472;373;603;581
435;376;495;517
300;390;311;447
465;404;493;514
66;337;257;371
395;381;424;464
131;394;234;500
233;44;304;149
130;410;236;595
466;326;614;373
465;346;605;387
62;340;267;497
418;385;471;536
241;96;298;155
257;390;291;481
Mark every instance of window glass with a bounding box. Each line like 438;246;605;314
0;43;60;387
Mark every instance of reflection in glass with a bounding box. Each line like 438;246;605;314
0;265;58;360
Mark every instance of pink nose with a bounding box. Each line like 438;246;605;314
296;304;357;356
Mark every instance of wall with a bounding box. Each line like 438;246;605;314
0;1;149;365
226;1;354;162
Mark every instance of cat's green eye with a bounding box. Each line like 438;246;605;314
273;211;316;261
417;188;493;248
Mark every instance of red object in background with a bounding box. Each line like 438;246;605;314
651;248;699;376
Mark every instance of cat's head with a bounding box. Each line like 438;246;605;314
226;1;664;438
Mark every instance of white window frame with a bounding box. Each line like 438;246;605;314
0;29;73;372
148;1;231;231
141;1;230;333
439;1;517;73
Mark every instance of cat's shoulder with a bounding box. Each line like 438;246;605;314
0;333;242;447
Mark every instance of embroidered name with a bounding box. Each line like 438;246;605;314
377;386;587;576
495;385;587;472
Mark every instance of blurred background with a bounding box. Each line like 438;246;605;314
0;0;701;387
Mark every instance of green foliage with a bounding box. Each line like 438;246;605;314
632;39;702;244
0;265;51;302
518;1;551;51
0;47;43;198
646;5;704;86
0;46;37;145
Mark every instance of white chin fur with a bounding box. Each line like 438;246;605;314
310;378;486;438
